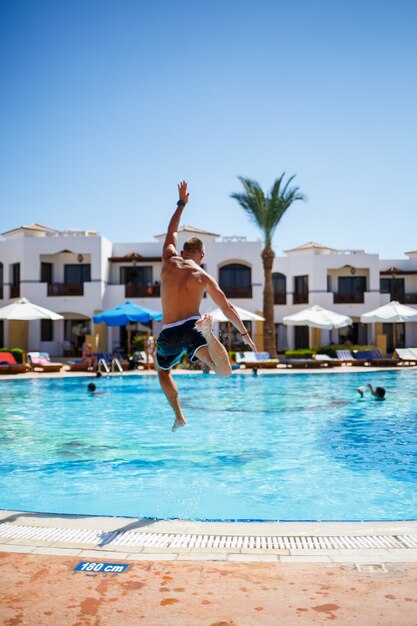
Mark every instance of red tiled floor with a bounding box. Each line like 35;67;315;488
1;552;417;625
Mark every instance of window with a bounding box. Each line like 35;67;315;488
272;273;286;304
380;278;404;301
41;319;53;342
382;322;405;353
64;264;91;284
294;326;309;349
219;264;252;298
335;276;366;303
0;262;3;299
0;320;3;347
121;266;155;297
293;275;308;304
120;266;153;285
11;262;20;285
41;262;53;284
10;262;20;298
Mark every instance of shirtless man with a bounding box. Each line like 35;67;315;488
156;181;256;431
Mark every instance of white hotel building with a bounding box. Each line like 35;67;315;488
1;223;417;356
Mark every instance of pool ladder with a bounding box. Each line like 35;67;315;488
97;357;123;374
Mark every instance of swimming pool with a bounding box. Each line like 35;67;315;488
1;370;417;521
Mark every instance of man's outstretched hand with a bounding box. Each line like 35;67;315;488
178;180;189;205
242;333;257;352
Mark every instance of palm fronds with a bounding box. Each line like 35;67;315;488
231;173;305;246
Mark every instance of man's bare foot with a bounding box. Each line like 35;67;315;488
172;416;187;432
195;314;213;338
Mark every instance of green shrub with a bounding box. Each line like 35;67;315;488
284;348;314;359
0;347;25;363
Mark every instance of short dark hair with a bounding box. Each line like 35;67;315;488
375;386;386;397
88;383;96;392
183;237;205;254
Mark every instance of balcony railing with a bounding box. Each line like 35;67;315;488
273;294;287;305
333;292;364;304
221;286;253;299
293;293;308;304
48;283;84;296
125;284;161;298
10;285;20;298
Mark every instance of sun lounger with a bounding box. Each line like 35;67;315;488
66;359;90;372
395;348;417;365
313;354;341;366
27;352;63;372
335;350;357;365
354;350;399;367
280;358;330;369
235;351;279;369
0;351;28;374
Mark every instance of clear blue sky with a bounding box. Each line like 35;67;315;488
1;0;416;258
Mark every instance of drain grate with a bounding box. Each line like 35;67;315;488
1;523;417;551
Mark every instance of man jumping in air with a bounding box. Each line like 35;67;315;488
156;181;257;431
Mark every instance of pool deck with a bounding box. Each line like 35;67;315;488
1;362;415;380
2;367;417;624
2;510;417;625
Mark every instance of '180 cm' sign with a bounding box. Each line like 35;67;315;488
74;561;129;574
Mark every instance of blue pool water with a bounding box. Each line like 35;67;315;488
1;370;417;521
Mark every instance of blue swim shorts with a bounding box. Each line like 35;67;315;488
156;316;208;370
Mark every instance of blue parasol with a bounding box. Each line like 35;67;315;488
93;301;163;326
93;301;163;353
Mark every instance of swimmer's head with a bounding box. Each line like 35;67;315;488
181;237;205;263
375;386;386;398
88;383;96;392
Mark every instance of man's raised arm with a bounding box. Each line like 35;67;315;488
163;181;189;260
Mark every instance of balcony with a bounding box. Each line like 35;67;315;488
221;286;253;299
333;292;364;304
274;294;287;305
125;284;161;298
48;283;84;296
10;285;20;298
293;293;308;305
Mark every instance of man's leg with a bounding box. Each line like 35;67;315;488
195;315;231;378
157;367;187;431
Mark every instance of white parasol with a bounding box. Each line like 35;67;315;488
283;305;352;329
0;297;63;320
360;301;417;351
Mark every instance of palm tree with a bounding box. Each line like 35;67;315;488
231;174;305;357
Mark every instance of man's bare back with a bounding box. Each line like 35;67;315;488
161;256;208;324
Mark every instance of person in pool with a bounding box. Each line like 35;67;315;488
357;383;386;400
87;383;108;395
157;180;256;432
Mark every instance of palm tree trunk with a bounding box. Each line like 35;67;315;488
261;246;276;357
